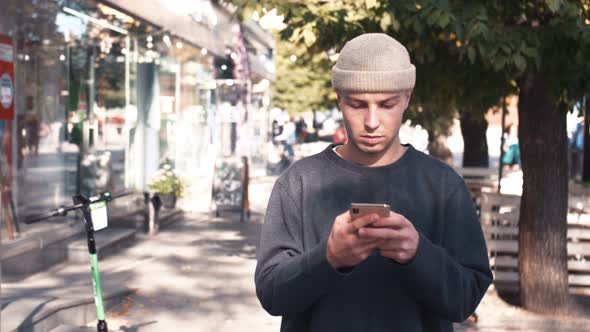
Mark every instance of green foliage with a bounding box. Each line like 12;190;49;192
225;0;590;130
148;163;188;197
271;36;337;114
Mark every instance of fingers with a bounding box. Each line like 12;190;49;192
371;212;409;229
336;209;352;224
358;226;401;240
375;238;413;251
379;249;414;264
347;213;380;233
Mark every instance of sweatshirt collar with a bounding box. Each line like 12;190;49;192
324;143;414;175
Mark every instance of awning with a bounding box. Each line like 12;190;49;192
100;0;231;57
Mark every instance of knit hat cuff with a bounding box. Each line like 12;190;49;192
331;65;416;92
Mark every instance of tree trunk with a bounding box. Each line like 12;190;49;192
517;71;569;314
459;110;489;167
426;132;454;166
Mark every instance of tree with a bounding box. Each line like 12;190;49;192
228;0;590;314
272;36;336;115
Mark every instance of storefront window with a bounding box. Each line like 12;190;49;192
0;0;245;239
0;0;138;238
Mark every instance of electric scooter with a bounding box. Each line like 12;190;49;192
25;191;130;332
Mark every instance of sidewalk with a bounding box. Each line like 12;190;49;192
0;176;279;332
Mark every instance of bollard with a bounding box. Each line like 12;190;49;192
143;192;150;233
148;193;162;235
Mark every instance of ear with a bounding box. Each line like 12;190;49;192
405;89;413;101
403;89;413;108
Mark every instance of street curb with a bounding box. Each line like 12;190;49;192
0;223;84;261
1;223;85;281
10;287;136;332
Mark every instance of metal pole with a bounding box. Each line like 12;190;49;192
148;193;161;235
583;96;590;182
497;96;507;193
1;178;3;329
88;48;95;149
123;36;131;189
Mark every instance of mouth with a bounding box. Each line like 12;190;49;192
360;135;384;145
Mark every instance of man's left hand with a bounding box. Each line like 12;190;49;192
357;212;420;264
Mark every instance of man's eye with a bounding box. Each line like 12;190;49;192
349;104;365;109
382;104;396;108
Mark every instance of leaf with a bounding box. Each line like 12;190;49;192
479;24;491;41
420;6;433;19
485;45;499;58
521;47;538;58
548;0;561;13
303;27;317;47
492;56;507;71
514;53;526;71
365;0;377;9
467;23;481;39
438;12;451;28
427;9;442;27
467;46;476;63
380;12;393;31
289;27;302;43
500;44;511;54
413;19;424;34
391;14;401;31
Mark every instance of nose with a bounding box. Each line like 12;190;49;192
364;104;380;131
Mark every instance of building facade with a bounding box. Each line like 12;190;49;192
0;0;275;242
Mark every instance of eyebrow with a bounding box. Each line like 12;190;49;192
345;96;401;104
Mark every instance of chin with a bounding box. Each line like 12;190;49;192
359;146;386;154
350;134;397;153
356;142;390;154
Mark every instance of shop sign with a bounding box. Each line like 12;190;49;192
0;35;14;120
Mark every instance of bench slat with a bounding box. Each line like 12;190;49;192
492;271;590;286
491;256;590;272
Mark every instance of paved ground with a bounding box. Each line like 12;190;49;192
92;176;281;332
98;212;281;332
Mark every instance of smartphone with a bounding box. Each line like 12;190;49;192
350;203;390;223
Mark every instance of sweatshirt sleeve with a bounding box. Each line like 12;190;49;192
254;180;347;316
398;179;493;322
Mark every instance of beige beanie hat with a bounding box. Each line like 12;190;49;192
331;33;416;92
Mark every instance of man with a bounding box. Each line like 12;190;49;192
255;33;492;332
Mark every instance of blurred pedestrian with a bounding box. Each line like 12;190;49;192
275;116;296;159
332;119;348;145
255;33;492;332
295;116;308;143
569;117;584;179
25;112;40;156
502;124;521;171
271;119;283;144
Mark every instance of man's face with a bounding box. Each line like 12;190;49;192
337;90;411;155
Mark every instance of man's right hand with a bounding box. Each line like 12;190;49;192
326;210;381;270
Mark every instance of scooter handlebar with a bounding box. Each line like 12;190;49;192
110;191;132;200
24;206;67;224
24;191;134;224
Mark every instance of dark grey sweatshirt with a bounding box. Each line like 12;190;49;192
255;144;493;332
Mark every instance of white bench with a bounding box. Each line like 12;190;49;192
480;192;590;292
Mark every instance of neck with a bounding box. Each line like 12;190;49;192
337;138;407;167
